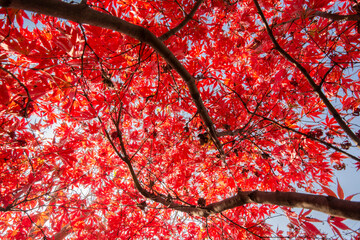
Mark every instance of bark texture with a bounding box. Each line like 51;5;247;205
2;0;360;222
0;0;224;155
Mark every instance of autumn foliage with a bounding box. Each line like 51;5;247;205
1;0;360;239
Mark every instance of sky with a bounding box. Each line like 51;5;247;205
6;1;360;238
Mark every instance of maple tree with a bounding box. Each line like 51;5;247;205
1;0;360;238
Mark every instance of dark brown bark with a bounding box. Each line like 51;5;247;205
121;168;360;221
159;0;204;41
311;10;360;21
2;0;360;223
0;0;224;155
253;0;360;150
206;191;360;220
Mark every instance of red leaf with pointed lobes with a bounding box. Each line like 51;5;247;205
0;82;10;106
356;161;360;171
1;0;360;239
345;193;359;201
309;0;330;9
336;179;344;199
303;221;322;236
329;217;350;231
329;225;345;240
304;217;322;223
320;185;337;198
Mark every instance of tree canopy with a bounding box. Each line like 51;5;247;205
1;0;360;239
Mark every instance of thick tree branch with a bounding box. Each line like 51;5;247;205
310;10;360;22
159;0;204;41
217;190;360;221
4;0;360;227
253;0;360;149
116;154;360;220
107;127;360;221
0;0;224;155
267;10;359;32
234;191;360;221
108;163;360;221
202;191;360;220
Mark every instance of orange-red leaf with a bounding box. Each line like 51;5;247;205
320;185;337;198
345;193;359;201
303;221;321;236
336;179;344;199
330;217;350;230
0;82;10;106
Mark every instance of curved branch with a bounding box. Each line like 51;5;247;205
124;159;207;216
268;10;359;31
159;0;204;41
0;65;33;117
211;190;360;221
109;154;360;220
1;0;224;155
253;0;360;149
310;10;360;22
4;0;360;224
206;190;360;220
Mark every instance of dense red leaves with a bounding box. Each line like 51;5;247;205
0;0;360;239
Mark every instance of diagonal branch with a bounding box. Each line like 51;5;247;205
1;0;224;155
253;0;360;149
159;0;204;41
252;114;360;162
5;0;360;225
216;109;360;162
213;76;360;162
310;10;360;22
